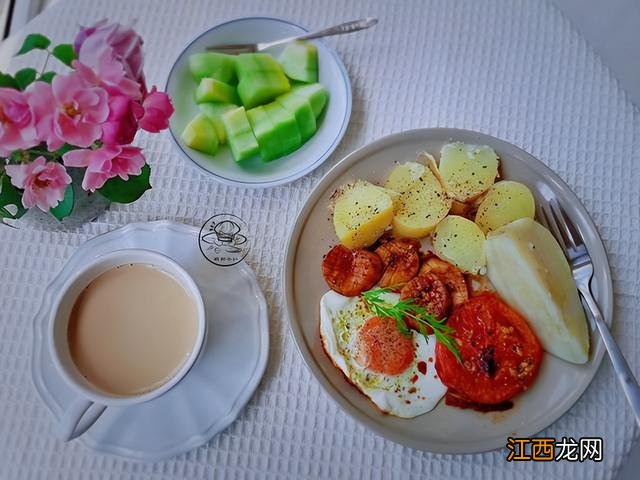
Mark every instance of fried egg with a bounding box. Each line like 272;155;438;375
320;290;447;418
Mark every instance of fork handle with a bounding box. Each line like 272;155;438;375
259;18;378;50
579;285;640;426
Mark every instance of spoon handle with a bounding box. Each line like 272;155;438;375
259;18;378;50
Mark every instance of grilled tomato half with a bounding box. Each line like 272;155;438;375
435;292;543;404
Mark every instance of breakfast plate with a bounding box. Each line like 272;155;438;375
166;17;352;188
283;128;613;453
32;221;269;461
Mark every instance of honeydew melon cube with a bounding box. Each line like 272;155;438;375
235;53;282;75
276;92;316;142
252;53;282;72
264;102;301;157
198;103;237;144
235;53;281;84
234;54;260;78
247;103;302;161
279;41;318;83
221;107;259;162
246;106;281;162
181;113;219;155
290;83;328;117
195;78;239;104
237;71;290;109
188;52;236;83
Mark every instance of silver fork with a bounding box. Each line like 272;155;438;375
539;199;640;426
205;18;378;54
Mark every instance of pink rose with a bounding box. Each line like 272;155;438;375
101;95;143;145
0;88;38;156
5;157;71;211
73;18;108;53
139;87;173;133
73;54;142;101
27;74;109;150
73;20;145;99
63;145;145;192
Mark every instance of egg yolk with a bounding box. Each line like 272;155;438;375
354;316;415;375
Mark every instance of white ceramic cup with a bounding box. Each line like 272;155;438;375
48;249;206;441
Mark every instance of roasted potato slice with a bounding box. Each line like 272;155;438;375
332;180;396;249
384;156;451;238
439;143;499;202
432;215;486;274
475;180;535;233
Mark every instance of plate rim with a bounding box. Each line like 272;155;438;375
283;127;614;454
31;220;270;461
164;16;353;188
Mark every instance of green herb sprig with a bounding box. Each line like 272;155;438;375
361;287;461;362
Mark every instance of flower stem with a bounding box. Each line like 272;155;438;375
28;149;60;161
40;51;51;76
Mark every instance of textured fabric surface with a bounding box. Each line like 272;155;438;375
1;0;639;478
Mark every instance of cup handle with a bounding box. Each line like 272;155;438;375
59;398;107;441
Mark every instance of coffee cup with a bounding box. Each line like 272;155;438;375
48;249;206;440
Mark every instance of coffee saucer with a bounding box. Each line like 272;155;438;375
31;221;269;461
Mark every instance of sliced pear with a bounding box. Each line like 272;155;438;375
485;218;589;363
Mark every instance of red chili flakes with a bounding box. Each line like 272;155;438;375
410;374;418;383
408;387;417;394
428;357;433;363
417;361;427;375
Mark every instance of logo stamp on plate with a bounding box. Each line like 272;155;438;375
198;214;250;266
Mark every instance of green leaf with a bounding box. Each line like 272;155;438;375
14;68;37;90
39;71;56;84
0;174;27;220
16;33;51;55
0;72;18;89
51;44;76;67
49;184;74;220
98;163;151;203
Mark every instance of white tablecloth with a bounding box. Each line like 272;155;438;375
1;0;638;478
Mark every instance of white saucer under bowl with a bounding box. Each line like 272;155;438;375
31;221;269;461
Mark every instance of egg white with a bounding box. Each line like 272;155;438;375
320;290;447;418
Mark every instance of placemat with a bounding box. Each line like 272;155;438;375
0;0;638;478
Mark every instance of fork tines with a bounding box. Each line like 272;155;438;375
538;199;587;259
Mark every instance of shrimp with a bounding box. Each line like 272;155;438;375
322;245;384;297
400;273;451;332
419;254;469;307
375;238;421;289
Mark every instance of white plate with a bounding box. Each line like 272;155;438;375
284;128;613;453
31;221;269;461
165;17;352;188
